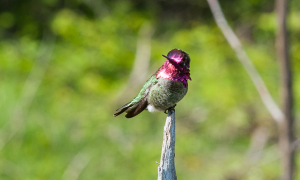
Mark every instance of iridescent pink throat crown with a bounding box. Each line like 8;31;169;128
156;60;191;88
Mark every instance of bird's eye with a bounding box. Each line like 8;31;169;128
179;62;184;67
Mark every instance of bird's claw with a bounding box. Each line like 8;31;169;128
164;104;177;114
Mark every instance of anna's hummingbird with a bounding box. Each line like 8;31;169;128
114;49;191;118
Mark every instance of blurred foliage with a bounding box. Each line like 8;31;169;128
0;0;300;180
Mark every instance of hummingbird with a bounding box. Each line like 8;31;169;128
114;49;191;118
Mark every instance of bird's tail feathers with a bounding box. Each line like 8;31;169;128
113;98;148;118
125;98;148;118
113;102;132;117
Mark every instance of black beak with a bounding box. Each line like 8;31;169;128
162;55;183;70
162;55;172;61
162;55;170;60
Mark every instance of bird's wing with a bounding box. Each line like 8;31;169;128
125;74;158;118
114;74;158;118
130;74;158;104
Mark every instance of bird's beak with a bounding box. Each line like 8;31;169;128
162;55;172;61
162;55;177;64
162;55;183;70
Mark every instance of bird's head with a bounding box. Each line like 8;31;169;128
162;49;190;70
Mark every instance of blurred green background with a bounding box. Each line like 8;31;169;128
0;0;299;179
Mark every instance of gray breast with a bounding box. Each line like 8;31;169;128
148;78;188;111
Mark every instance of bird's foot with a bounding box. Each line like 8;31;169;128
164;104;177;114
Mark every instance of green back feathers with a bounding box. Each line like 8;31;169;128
113;74;158;118
131;75;158;104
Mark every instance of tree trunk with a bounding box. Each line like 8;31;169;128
275;0;295;179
